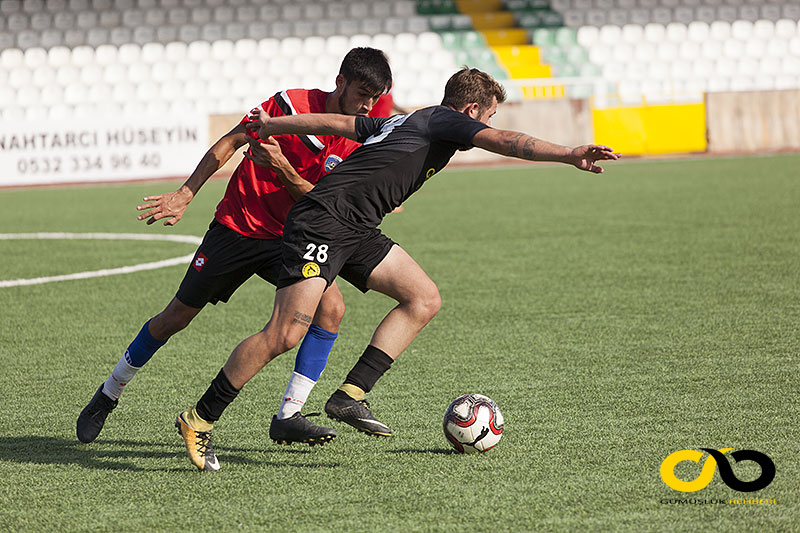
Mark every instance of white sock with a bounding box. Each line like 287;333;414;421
101;352;141;400
277;372;316;419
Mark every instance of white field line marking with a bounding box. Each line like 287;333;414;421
0;232;202;288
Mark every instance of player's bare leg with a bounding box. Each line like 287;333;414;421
325;245;441;437
222;277;329;388
363;245;441;358
271;281;345;445
177;278;328;470
149;297;203;339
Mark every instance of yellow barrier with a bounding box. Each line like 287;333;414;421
592;103;707;155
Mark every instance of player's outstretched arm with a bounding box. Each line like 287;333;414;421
472;128;619;174
137;124;249;226
244;136;312;200
247;108;358;141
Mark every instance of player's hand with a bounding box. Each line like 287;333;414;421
136;186;193;226
568;145;620;174
243;136;287;169
245;107;271;140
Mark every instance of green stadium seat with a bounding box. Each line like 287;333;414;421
439;31;461;49
417;0;436;15
540;45;565;64
554;27;577;47
461;30;487;49
539;11;564;28
450;14;474;30
531;27;555;46
432;0;459;14
516;11;543;29
552;63;578;77
565;45;588;64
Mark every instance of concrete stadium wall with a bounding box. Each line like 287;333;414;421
209;113;246;176
705;89;800;154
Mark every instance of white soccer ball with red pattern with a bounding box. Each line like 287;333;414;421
443;393;503;454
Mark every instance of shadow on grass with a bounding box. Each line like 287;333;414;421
387;448;455;455
0;436;342;472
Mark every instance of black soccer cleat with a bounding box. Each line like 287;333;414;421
76;384;118;443
324;390;392;437
269;413;337;446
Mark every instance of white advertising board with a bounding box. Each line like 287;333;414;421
0;116;209;186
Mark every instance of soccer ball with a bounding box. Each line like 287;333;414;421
443;393;504;454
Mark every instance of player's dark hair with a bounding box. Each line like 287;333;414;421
441;67;507;114
339;47;393;94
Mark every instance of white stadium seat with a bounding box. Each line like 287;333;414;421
621;24;644;44
723;39;745;59
598;25;622;45
709;21;731;41
774;19;797;40
687;21;709;42
103;63;127;84
140;42;164;63
731;20;753;40
117;42;141;64
577;26;599;47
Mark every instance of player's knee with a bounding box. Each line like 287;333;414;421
316;293;346;329
412;284;441;324
273;326;305;354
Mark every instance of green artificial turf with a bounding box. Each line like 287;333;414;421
1;154;798;532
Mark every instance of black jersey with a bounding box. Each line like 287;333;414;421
303;105;490;229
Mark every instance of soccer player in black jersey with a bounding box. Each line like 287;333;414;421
177;68;619;470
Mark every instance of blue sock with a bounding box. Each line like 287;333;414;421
124;319;168;367
294;325;338;381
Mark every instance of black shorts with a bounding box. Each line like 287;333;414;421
176;219;283;308
278;199;395;293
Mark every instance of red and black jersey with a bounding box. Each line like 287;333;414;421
214;88;360;239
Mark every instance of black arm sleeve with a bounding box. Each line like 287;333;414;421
427;107;491;148
354;115;392;143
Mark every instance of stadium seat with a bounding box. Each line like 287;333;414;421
93;43;117;65
598;25;622;46
103;63;128;84
709;20;731;41
643;23;666;43
164;41;187;62
686;21;710;42
731;20;754;41
702;40;723;61
576;25;599;47
723;39;745;59
140;42;164;63
621;24;644;44
46;45;70;67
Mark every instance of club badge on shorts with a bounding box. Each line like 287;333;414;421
302;262;321;278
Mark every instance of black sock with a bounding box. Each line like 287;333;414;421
343;345;394;394
196;368;240;422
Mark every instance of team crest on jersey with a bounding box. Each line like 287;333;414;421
324;154;343;173
302;262;321;278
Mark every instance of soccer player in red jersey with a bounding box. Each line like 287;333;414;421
76;49;392;458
